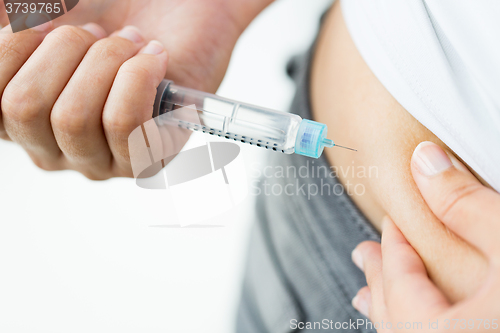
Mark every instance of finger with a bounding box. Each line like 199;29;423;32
0;0;8;27
412;141;500;256
2;23;105;170
352;286;371;318
103;40;168;177
51;26;146;179
0;22;53;140
352;241;389;323
381;217;450;322
353;288;395;333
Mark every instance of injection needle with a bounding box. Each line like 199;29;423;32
334;144;357;152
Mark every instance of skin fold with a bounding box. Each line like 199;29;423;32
311;1;488;302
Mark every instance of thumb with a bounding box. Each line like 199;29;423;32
411;141;500;257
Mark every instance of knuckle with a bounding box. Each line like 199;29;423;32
385;281;406;310
88;39;128;62
30;156;63;172
47;25;89;49
51;110;88;138
82;171;111;181
438;182;484;222
103;112;141;141
106;126;136;163
118;60;154;84
2;82;44;124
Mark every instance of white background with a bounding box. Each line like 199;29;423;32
0;0;332;332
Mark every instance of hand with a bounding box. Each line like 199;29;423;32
0;0;274;179
1;0;271;92
351;141;500;332
0;23;170;179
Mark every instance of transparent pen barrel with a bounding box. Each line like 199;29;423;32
158;83;302;153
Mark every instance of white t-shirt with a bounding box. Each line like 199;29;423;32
341;0;500;192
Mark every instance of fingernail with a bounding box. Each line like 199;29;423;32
31;21;52;32
352;294;370;317
26;13;53;32
118;26;143;43
141;40;164;55
413;141;453;177
352;247;364;271
81;23;106;39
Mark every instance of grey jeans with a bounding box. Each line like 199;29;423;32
236;14;381;333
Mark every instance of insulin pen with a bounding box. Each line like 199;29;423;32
153;80;355;159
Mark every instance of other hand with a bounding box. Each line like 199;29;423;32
352;141;500;332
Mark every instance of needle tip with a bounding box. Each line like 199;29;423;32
334;144;357;152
